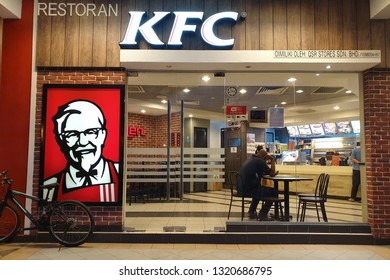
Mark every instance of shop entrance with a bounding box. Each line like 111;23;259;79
124;71;365;233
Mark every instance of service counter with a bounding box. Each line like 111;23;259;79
275;165;352;198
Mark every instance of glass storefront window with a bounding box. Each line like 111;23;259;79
125;72;363;233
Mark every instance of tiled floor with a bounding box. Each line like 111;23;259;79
125;190;363;232
1;242;390;260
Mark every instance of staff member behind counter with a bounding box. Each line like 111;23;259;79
238;146;278;221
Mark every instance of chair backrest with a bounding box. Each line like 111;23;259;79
319;174;330;201
314;173;326;196
226;171;244;195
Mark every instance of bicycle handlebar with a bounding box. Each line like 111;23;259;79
0;169;13;185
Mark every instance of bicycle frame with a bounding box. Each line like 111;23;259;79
4;189;44;231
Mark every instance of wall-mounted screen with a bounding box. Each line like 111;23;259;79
250;110;267;123
323;122;337;134
336;121;353;134
228;138;241;147
297;125;312;136
286;126;300;137
281;150;299;163
310;123;325;136
351;120;361;133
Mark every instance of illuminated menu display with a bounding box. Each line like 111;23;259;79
287;126;300;137
351;120;360;133
336;121;353;134
298;125;312;136
323;123;337;134
309;124;325;136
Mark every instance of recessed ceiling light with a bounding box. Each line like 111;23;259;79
296;90;303;93
316;73;320;76
326;65;331;69
183;88;190;93
239;89;247;94
287;77;297;82
141;109;146;113
161;99;167;104
252;106;258;109
334;106;340;110
202;75;210;81
189;114;193;118
281;101;287;105
346;90;352;94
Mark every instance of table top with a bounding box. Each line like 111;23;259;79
262;174;313;181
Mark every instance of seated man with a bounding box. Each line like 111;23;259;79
238;147;278;220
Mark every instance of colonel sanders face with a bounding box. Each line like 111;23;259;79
53;100;107;172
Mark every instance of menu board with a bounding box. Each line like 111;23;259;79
350;120;360;133
297;125;312;136
336;121;353;134
309;123;325;136
323;122;337;134
287;126;300;137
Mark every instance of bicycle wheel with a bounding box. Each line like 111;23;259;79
48;200;94;247
0;204;19;243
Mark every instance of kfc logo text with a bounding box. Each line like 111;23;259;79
128;126;146;138
120;11;239;48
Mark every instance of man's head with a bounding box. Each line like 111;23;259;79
53;100;107;172
256;149;268;160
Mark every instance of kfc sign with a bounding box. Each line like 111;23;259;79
128;126;146;138
120;11;239;48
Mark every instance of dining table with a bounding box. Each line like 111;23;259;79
262;174;313;221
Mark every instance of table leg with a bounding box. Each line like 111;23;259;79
284;181;290;221
273;181;280;219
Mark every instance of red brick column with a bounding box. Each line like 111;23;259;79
34;69;126;230
363;70;390;240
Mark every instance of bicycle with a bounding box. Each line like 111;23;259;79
0;170;94;247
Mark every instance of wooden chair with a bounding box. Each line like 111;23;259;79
297;173;330;222
226;171;252;221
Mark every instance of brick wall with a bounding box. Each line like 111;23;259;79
127;112;181;148
35;69;126;229
363;70;390;240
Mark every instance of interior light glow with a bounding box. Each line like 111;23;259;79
326;65;331;69
202;75;211;81
296;90;303;93
239;89;247;94
287;77;297;82
183;88;190;93
334;106;340;110
141;109;146;113
161;99;168;104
